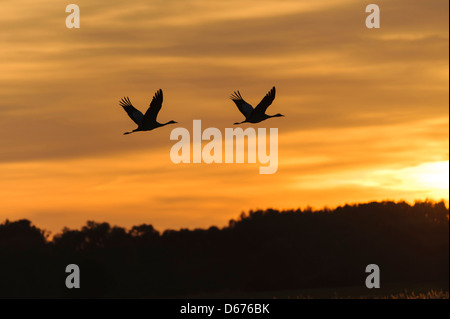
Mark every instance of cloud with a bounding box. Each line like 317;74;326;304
0;0;448;233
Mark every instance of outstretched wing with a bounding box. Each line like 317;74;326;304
142;89;163;126
230;90;254;119
253;86;276;116
119;97;144;125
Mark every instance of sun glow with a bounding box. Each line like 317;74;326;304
408;161;449;194
367;161;449;201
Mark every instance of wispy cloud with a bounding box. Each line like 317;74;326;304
0;0;448;232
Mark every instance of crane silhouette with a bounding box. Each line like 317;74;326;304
230;86;283;125
119;89;177;135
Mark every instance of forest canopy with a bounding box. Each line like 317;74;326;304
0;200;448;298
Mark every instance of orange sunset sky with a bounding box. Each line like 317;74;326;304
0;0;448;235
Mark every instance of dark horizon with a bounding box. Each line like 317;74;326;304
2;198;449;238
1;199;448;298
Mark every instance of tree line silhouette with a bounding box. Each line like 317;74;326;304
0;200;448;298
